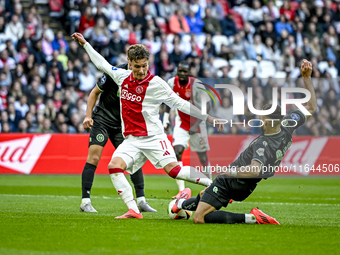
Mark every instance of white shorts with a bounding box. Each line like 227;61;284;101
112;133;177;174
173;121;210;152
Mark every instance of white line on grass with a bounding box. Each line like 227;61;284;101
0;194;339;207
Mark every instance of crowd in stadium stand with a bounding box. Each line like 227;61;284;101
0;0;339;135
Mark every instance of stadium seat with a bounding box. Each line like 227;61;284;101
212;35;229;54
326;67;338;78
318;61;329;73
243;60;259;79
108;20;121;32
182;34;191;43
197;34;206;46
213;58;229;69
274;71;287;86
259;60;276;78
166;34;174;43
228;59;245;79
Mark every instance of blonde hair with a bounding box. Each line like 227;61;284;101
127;44;150;62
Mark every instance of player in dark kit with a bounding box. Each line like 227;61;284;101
80;63;157;213
170;60;317;224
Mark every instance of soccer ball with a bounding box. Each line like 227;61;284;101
167;200;192;220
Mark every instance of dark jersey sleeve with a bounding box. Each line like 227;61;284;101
282;109;307;134
96;74;109;92
96;64;129;92
252;139;268;166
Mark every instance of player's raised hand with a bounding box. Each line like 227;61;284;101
71;33;87;47
207;116;225;132
83;117;93;130
300;59;312;78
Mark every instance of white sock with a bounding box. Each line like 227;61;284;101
137;196;146;205
82;198;91;204
177;198;185;209
176;166;213;187
176;161;185;191
110;172;140;213
245;214;257;224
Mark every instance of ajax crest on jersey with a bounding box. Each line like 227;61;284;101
136;86;144;94
168;200;192;220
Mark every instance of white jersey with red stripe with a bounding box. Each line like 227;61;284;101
168;76;210;131
83;42;208;137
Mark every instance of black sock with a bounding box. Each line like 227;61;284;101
130;168;145;198
181;192;201;211
81;163;97;198
204;211;246;224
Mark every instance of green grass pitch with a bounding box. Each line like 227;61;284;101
0;175;339;255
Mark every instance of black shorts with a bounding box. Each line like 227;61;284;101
89;117;123;148
200;175;258;210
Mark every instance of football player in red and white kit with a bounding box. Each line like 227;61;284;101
71;33;224;219
163;61;212;194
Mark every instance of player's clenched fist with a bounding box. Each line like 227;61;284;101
83;117;93;130
301;59;312;78
71;33;87;47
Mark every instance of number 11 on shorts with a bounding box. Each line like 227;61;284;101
160;140;168;150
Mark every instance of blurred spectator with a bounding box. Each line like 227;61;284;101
17;118;28;133
207;0;224;20
203;7;222;35
106;0;125;22
67;41;83;62
37;117;54;133
0;49;16;70
186;10;204;34
125;4;144;31
262;0;280;21
275;15;293;36
158;0;175;21
222;14;238;37
169;10;190;34
79;64;95;92
78;6;95;34
52;30;69;52
14;94;28;117
5;14;24;46
89;17;110;57
7;103;22;130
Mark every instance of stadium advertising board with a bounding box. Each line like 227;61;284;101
0;134;339;175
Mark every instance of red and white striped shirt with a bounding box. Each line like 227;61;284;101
84;42;208;137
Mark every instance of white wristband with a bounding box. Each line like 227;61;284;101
163;112;170;128
230;168;237;177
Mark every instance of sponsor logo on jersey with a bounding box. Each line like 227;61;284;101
121;89;142;102
256;148;265;156
136;86;143;94
291;113;300;121
0;135;51;174
100;75;106;84
263;141;268;147
112;67;118;70
213;186;218;194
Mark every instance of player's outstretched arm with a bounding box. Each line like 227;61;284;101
71;33;114;80
300;59;317;119
83;86;102;130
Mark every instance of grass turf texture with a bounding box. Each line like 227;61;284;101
0;175;339;255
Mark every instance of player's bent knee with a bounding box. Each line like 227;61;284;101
108;157;126;170
87;155;100;166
